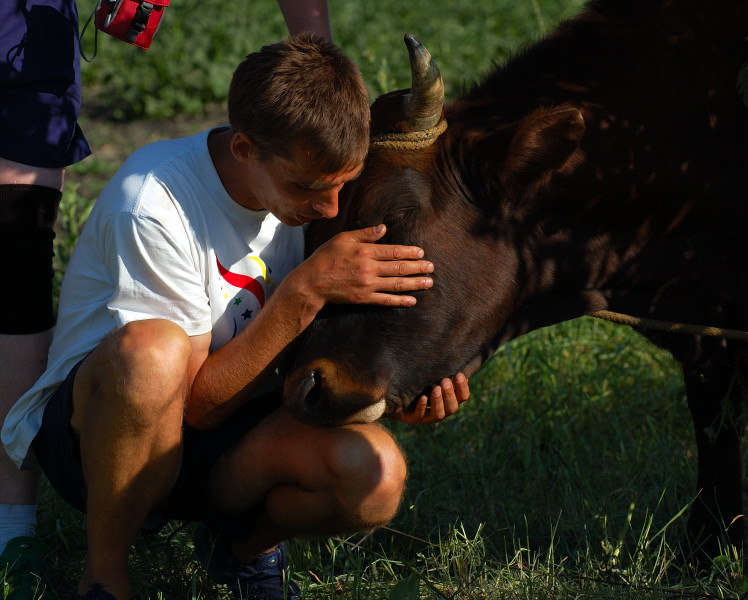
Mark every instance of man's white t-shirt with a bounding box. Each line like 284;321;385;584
2;128;305;469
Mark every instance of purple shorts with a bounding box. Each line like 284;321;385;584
0;0;91;168
32;359;282;539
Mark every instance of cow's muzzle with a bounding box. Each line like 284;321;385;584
282;360;388;426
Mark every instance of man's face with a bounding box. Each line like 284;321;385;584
247;143;363;227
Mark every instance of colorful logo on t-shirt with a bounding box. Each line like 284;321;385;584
248;255;274;286
216;256;267;306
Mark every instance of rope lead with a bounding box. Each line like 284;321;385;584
590;309;748;342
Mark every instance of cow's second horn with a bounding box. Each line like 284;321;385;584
403;34;445;131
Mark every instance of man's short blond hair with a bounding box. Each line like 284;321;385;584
229;34;370;174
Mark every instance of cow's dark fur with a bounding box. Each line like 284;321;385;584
284;0;748;555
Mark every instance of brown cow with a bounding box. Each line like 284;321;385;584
283;0;748;556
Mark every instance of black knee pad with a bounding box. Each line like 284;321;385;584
0;184;62;334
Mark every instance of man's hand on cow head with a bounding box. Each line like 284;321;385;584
387;373;470;425
298;224;435;308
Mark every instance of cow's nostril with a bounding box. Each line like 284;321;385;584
284;367;334;425
300;370;322;415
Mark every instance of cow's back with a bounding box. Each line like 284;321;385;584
452;0;748;241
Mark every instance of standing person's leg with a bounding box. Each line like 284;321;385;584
0;162;63;599
0;0;90;592
0;331;51;570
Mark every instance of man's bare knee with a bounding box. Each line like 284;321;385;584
115;319;192;377
325;425;407;527
73;319;192;431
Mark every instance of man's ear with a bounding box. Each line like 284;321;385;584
230;131;258;163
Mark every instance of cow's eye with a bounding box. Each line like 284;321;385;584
384;208;416;227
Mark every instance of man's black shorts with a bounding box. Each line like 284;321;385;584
32;359;282;537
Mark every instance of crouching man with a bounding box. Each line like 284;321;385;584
1;34;469;600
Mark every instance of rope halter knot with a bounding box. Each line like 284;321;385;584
370;119;448;150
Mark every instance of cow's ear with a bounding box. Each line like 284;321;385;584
501;105;585;189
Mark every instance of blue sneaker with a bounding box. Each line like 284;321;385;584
194;523;300;599
0;536;51;600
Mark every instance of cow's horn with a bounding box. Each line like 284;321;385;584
403;34;444;131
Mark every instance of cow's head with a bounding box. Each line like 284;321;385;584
282;36;586;426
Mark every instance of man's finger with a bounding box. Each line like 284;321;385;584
351;223;388;242
370;243;427;261
373;259;433;277
367;293;418;307
428;386;446;420
440;379;460;414
345;225;427;260
376;276;434;292
453;373;470;402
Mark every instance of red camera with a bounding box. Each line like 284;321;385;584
95;0;169;50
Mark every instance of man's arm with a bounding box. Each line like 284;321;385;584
277;0;332;40
184;225;434;429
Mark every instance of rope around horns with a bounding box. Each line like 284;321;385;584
370;119;448;150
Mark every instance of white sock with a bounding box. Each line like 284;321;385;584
0;504;37;555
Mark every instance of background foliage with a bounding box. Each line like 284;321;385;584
23;0;748;598
77;0;584;119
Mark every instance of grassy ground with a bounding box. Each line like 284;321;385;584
35;319;747;599
13;0;748;598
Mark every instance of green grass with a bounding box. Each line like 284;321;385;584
32;319;747;599
19;0;748;598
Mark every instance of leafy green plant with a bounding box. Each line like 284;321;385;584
52;183;95;309
77;0;587;120
78;0;288;120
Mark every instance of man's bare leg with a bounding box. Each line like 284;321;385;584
70;319;193;599
66;320;406;598
209;408;407;561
